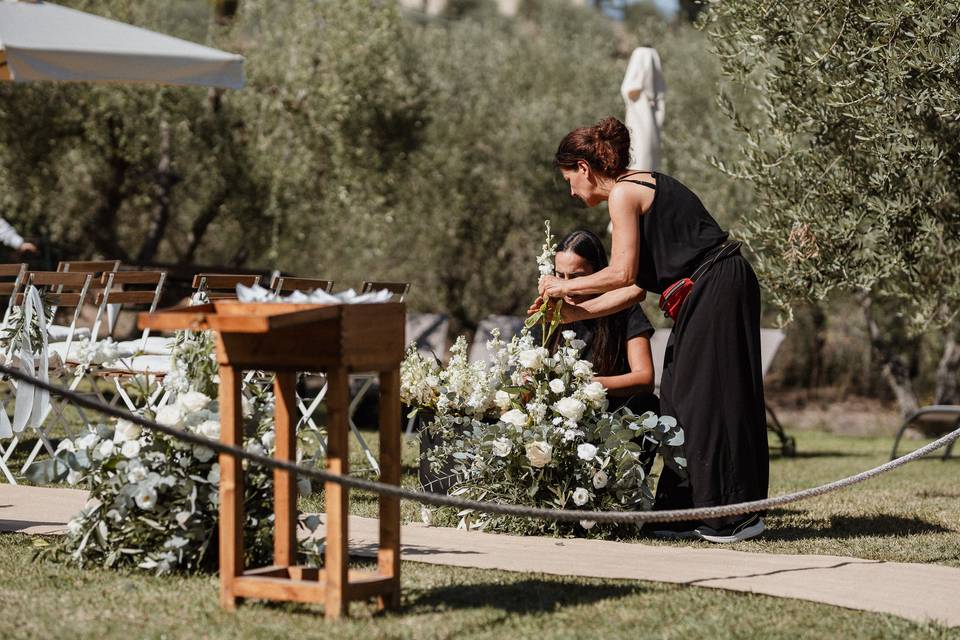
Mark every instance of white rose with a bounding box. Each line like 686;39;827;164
113;419;142;443
549;379;565;394
155;404;183;427
562;330;577;341
525;441;553;468
573;360;593;378
570;339;587;351
500;409;529;428
582;381;607;404
197;419;220;440
56;438;76;454
76;432;99;450
494;390;512;411
572;487;590;506
555;397;586;422
261;431;276;450
491;437;513;458
193;446;215;463
134;486;158;510
178;390;211;414
580;519;596;530
517;348;545;370
121;440;142;459
97;440;116;458
592;470;609;489
577;443;598;461
127;461;148;484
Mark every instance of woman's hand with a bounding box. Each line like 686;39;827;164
527;296;588;323
538;275;568;299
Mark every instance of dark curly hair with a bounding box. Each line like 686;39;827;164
554;117;631;177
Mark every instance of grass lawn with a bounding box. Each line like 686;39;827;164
4;414;959;637
300;427;960;567
1;533;956;640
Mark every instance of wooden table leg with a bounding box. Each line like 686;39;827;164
273;372;298;567
377;368;401;611
219;366;245;610
324;367;350;619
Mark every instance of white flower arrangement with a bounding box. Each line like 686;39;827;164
31;329;326;574
405;330;687;537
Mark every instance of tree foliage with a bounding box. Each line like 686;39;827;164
706;0;960;331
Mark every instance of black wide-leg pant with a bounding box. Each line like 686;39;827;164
654;254;769;530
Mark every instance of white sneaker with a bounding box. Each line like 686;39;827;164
696;515;765;543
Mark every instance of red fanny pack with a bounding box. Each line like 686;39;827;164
657;242;741;322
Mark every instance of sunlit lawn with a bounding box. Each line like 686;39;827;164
3;413;959;638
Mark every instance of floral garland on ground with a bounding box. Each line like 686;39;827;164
32;330;326;574
401;220;687;538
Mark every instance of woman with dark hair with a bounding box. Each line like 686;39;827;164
547;229;658;415
532;116;768;543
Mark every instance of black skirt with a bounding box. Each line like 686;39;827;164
654;253;769;529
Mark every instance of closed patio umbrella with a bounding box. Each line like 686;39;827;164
0;0;243;89
621;46;665;171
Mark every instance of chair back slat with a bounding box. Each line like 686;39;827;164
271;275;334;294
361;280;410;301
96;291;158;305
103;271;164;285
192;273;261;289
0;263;27;277
28;271;91;287
16;291;87;307
58;260;121;274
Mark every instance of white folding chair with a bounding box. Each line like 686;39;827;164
0;263;27;481
267;275;335;453
339;281;411;473
192;272;261;302
85;270;170;414
4;271;96;476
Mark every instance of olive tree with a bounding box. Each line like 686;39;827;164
706;0;960;412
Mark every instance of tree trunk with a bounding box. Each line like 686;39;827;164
179;189;227;265
808;301;827;393
88;117;132;262
861;295;920;417
136;117;180;264
934;324;960;405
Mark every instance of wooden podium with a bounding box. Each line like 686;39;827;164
140;300;405;618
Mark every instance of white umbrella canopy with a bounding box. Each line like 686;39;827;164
0;0;244;89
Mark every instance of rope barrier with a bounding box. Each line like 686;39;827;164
2;362;958;524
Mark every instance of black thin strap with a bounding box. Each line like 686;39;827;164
616;171;656;190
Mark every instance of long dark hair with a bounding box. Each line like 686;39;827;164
550;229;629;376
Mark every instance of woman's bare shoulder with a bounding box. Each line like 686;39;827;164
610;175;657;215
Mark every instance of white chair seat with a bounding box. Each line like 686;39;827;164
116;336;176;356
47;325;90;340
100;354;171;374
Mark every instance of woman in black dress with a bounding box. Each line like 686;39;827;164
534;117;768;543
547;228;659;416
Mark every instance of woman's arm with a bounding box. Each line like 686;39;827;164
527;285;646;323
539;186;641;297
594;332;656;397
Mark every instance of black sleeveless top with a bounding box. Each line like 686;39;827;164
619;172;729;294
